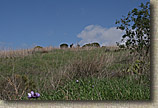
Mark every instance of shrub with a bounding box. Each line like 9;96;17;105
70;43;73;48
126;59;150;76
58;54;113;81
32;46;43;54
82;43;91;48
34;46;43;49
0;74;37;100
82;42;100;48
60;43;68;49
91;42;100;47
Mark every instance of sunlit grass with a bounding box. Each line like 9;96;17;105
0;47;150;100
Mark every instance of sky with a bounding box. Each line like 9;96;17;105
0;0;149;49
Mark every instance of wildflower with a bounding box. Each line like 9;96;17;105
28;93;32;98
28;91;40;99
76;80;79;83
92;85;94;88
31;91;35;97
35;92;40;97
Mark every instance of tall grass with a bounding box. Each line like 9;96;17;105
0;46;150;100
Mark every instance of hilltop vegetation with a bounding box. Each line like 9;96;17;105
0;46;150;100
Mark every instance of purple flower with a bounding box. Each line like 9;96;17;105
76;80;79;83
31;91;35;97
35;93;40;97
28;93;32;98
28;91;40;99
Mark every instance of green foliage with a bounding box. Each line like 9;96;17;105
82;43;90;47
0;47;150;100
82;42;100;48
126;58;150;77
39;77;150;100
60;43;68;48
34;46;43;49
91;42;100;47
115;2;150;56
127;59;143;75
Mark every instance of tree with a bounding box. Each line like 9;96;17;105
60;43;68;49
34;46;43;49
82;42;100;48
115;2;150;56
91;42;100;47
70;43;73;48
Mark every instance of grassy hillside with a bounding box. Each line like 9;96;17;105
0;46;150;100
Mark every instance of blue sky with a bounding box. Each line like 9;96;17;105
0;0;149;49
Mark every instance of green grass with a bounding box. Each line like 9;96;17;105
22;75;150;100
0;47;150;100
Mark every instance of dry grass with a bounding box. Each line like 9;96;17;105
0;46;150;100
0;46;60;58
49;49;135;90
0;74;32;100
